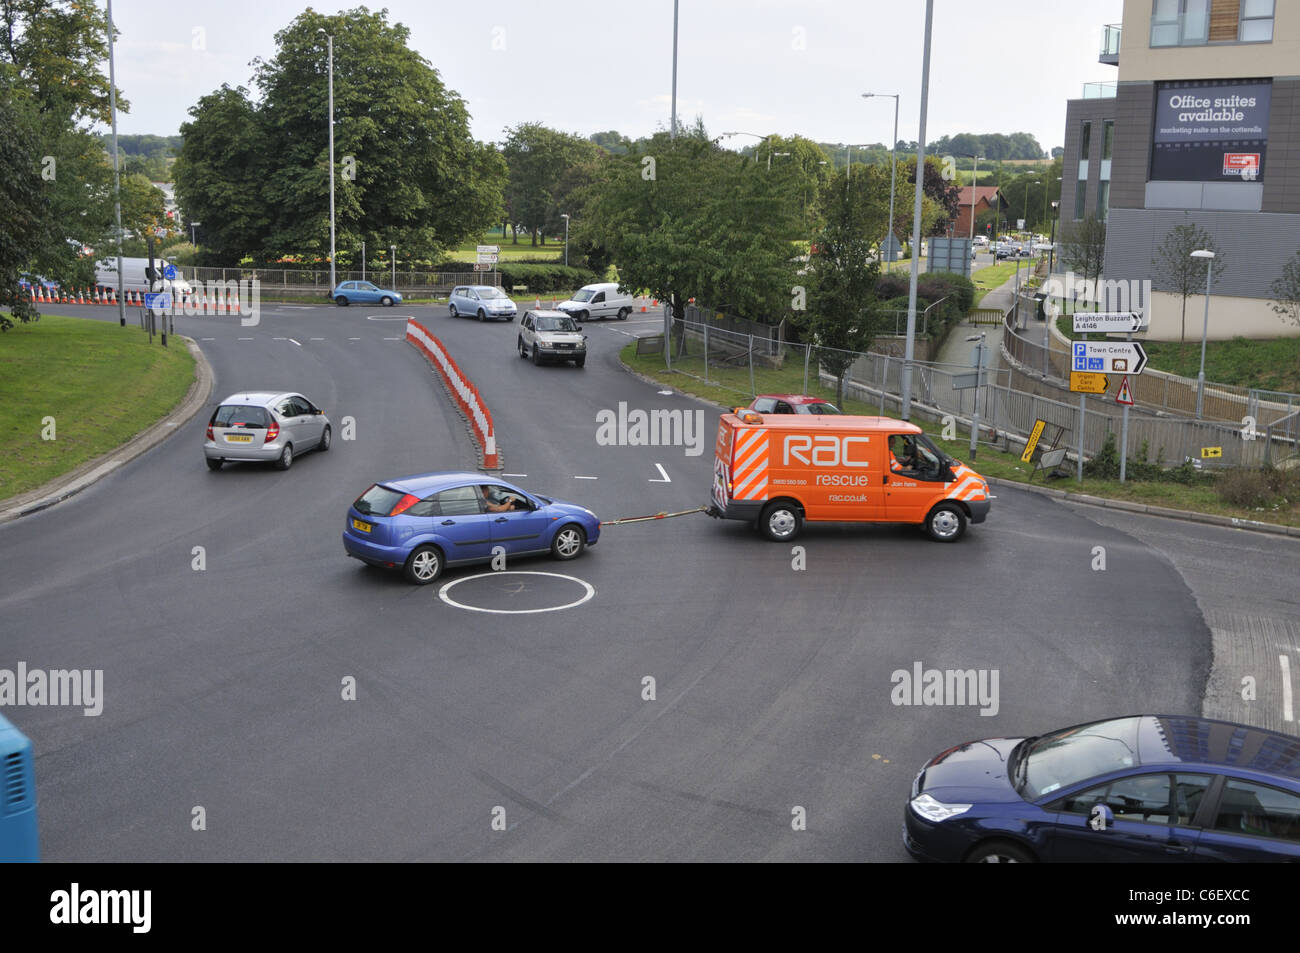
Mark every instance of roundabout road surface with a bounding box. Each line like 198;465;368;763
0;302;1227;860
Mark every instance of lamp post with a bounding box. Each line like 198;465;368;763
189;221;200;247
108;0;126;327
670;0;678;138
561;213;569;267
1023;179;1039;236
864;93;900;264
769;151;791;171
722;131;773;165
966;332;986;461
1192;249;1215;419
1048;200;1059;276
901;0;935;422
361;240;365;281
390;244;396;291
318;29;337;293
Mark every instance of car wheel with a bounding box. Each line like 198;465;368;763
759;502;802;542
550;524;586;560
404;544;443;584
477;309;486;322
966;840;1034;864
925;503;967;542
574;357;585;368
275;443;293;471
617;307;630;321
518;338;527;359
206;457;223;471
318;425;331;452
576;310;588;323
335;296;349;307
450;304;458;318
531;344;540;365
381;296;394;307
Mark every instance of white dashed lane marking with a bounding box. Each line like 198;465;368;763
574;476;598;481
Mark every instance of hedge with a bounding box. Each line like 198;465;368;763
440;261;600;293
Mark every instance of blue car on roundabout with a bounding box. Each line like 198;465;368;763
342;471;600;584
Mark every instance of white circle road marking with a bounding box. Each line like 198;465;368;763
438;571;595;614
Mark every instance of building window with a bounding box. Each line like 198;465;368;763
1097;181;1110;222
1102;120;1114;161
1075;181;1088;221
1151;0;1209;47
1080;121;1092;157
1240;0;1275;42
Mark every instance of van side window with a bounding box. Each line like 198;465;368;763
592;292;605;303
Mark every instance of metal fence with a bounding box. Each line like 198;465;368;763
661;314;1296;469
185;267;501;296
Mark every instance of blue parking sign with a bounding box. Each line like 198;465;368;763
144;292;171;312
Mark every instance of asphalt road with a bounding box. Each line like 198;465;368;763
0;299;1277;861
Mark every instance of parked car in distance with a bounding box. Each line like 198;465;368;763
555;282;635;322
904;714;1300;863
331;281;402;307
18;273;59;294
747;394;843;415
517;310;586;367
449;285;516;322
204;391;331;471
342;472;601;584
972;235;989;247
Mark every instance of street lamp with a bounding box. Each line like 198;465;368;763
1191;249;1215;419
390;244;396;290
965;332;986;461
769;151;791;171
957;153;984;251
1048;200;1059;276
361;240;365;281
864;93;900;264
901;0;936;422
721;131;773;165
189;221;200;247
318;29;337;293
560;213;569;267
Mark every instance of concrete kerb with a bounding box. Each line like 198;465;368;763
619;354;1300;540
0;335;214;524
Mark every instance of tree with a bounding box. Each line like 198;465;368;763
899;155;959;237
1269;248;1300;331
1152;217;1225;341
0;82;49;330
794;169;885;406
501;123;601;246
175;7;505;266
1060;215;1107;288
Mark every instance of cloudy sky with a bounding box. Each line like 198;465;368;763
106;0;1124;152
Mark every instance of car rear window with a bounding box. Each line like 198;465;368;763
211;405;269;428
353;484;404;516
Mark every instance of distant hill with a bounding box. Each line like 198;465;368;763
95;134;181;182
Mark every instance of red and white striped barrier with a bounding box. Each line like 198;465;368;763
405;319;500;469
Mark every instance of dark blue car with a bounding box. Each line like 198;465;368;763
342;471;600;584
904;714;1300;862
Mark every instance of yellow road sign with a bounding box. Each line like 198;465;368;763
1021;419;1046;463
1070;372;1110;394
1201;447;1223;459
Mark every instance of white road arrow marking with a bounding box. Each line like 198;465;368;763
288;338;302;346
1283;654;1294;723
649;463;671;483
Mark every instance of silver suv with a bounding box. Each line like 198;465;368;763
517;310;586;368
204;391;332;471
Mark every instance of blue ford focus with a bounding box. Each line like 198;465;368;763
342;471;600;584
904;714;1300;862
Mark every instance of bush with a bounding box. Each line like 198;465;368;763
1216;465;1300;508
492;263;600;293
1084;433;1214;485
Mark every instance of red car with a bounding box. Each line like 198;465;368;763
747;394;843;415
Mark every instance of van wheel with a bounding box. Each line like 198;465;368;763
926;503;967;542
759;502;802;542
576;310;588;323
617;307;630;320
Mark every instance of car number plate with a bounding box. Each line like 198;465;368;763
351;518;372;533
225;433;253;443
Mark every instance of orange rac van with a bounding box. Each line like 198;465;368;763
705;411;991;542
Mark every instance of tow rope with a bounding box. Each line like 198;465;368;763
599;506;709;527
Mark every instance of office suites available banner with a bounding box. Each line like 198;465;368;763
1151;79;1271;181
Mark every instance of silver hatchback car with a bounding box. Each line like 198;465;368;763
203;391;331;471
448;285;517;322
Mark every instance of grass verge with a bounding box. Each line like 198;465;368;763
620;340;1300;528
0;314;196;499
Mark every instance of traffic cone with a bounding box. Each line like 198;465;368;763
231;289;240;313
534;298;541;309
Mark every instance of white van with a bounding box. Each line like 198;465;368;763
95;257;193;299
555;282;635;322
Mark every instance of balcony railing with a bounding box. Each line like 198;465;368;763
1099;23;1121;64
1082;82;1116;99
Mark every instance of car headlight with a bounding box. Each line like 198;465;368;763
909;794;972;822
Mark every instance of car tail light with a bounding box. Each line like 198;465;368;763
389;493;420;516
265;420;280;443
206;422;214;440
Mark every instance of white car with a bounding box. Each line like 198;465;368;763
555;282;635;322
517;310;587;367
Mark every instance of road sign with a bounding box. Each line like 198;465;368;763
1115;375;1134;405
952;372;979;390
472;263;491;272
1017;218;1025;229
1070;372;1110;394
476;253;498;264
1021;419;1046;463
1072;311;1145;334
144;292;171;312
476;245;499;254
1071;340;1148;375
1201;447;1223;459
163;264;177;280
